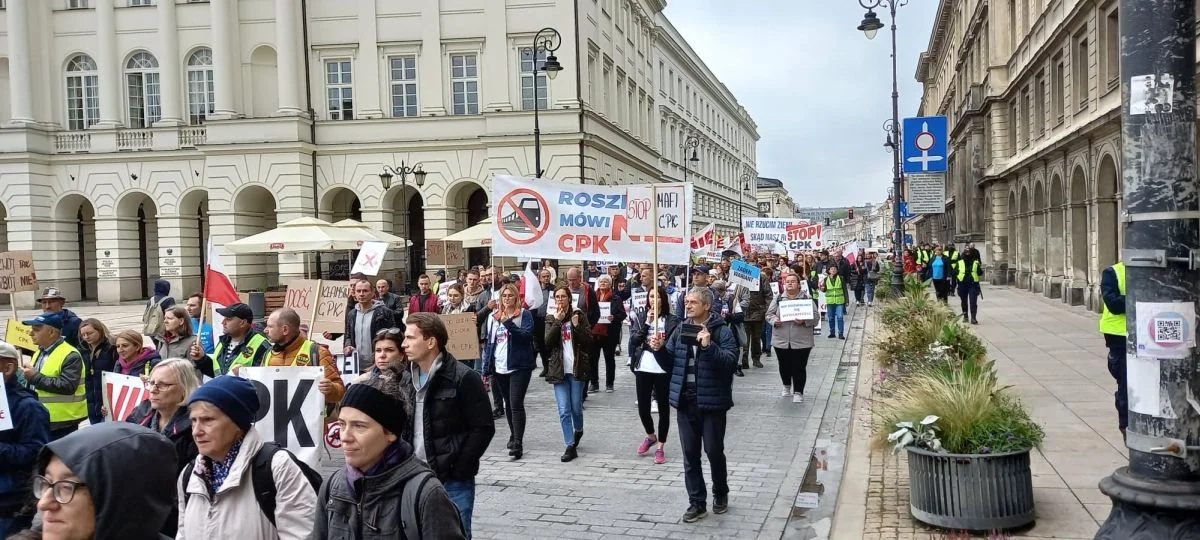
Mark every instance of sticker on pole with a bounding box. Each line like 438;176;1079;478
1135;302;1195;359
1129;74;1175;116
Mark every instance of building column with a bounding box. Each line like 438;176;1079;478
155;216;199;298
275;0;304;116
211;0;240;119
5;0;34;125
156;0;184;126
353;0;383;118
419;0;446;116
93;216;144;304
94;0;122;128
482;0;511;111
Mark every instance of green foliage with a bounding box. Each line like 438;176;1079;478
830;209;849;220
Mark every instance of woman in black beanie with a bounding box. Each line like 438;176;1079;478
313;365;466;539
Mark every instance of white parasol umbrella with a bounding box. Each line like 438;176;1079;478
442;218;492;249
223;217;370;254
331;219;411;249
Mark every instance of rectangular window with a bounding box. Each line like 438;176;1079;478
388;56;418;118
519;47;549;111
1034;74;1045;138
186;67;214;125
602;66;611;115
450;53;479;115
1104;9;1119;85
130;0;153;5
66;74;100;130
1052;53;1065;121
587;55;596;107
1074;31;1089;107
1008;0;1018;51
1020;88;1031;147
68;0;88;7
127;71;161;128
1008;99;1018;157
325;59;353;120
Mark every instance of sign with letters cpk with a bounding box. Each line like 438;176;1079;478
243;366;326;463
490;175;694;264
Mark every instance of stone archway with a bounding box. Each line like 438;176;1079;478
1032;182;1046;279
1018;186;1030;284
53;195;98;301
320;187;363;223
1096;155;1120;271
1070;166;1089;282
116;192;160;299
177;189;211;294
232;185;279;290
1048;174;1065;286
1006;190;1016;282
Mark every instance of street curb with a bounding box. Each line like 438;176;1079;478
827;306;879;539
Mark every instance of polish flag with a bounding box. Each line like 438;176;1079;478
519;260;543;311
691;223;716;251
204;239;239;342
844;242;860;266
102;372;149;422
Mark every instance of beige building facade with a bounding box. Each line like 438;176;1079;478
914;0;1129;311
0;0;758;304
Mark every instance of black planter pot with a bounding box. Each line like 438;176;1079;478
906;446;1035;531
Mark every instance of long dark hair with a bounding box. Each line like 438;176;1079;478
647;285;671;320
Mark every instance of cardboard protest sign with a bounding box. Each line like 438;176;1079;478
0;375;12;431
5;320;35;353
0;251;37;294
427;240;465;268
785;223;826;251
102;372;149;422
284;279;320;329
312;281;352;335
779;299;815;322
490;175;693;264
729;260;762;292
243;366;326;463
440;312;480;360
742;218;808;247
350;241;389;276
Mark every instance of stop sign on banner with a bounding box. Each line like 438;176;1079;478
785;223;825;251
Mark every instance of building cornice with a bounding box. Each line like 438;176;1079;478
915;0;956;82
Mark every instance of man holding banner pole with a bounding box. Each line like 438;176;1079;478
264;308;345;404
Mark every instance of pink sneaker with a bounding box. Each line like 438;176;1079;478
637;436;656;456
654;448;666;464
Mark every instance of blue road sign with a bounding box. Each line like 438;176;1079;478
902;116;948;174
899;202;914;219
904;234;914;245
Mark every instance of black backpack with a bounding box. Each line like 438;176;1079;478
183;442;323;527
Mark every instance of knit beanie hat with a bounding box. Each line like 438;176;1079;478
188;375;261;432
339;365;409;436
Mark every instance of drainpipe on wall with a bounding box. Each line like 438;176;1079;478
301;0;321;275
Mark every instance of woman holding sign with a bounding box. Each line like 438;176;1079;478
765;273;816;403
481;283;535;460
628;286;676;464
544;286;593;462
590;275;626;393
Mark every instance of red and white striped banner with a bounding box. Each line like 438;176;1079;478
102;371;149;422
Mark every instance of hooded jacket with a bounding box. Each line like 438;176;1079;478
0;380;48;516
116;346;162;377
666;312;739;411
50;308;84;351
37;422;178;539
400;352;495;482
126;401;197;538
150;279;177;310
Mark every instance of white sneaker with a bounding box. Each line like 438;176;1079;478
651;400;659;414
792;393;804;404
781;385;792;397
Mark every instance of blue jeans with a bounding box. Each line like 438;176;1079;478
828;304;845;336
444;478;476;538
865;281;877;303
761;323;773;352
553;374;585;445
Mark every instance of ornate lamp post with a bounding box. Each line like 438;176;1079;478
531;27;563;178
681;135;700;183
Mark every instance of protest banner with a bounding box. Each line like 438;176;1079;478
284;279;320;330
0;251;37;295
784;223;826;251
243;366;326;463
779;299;816;322
0;376;12;431
490;175;693;264
350;241;389;276
742;218;809;247
632;289;648;310
102;372;150;422
5;320;35;353
427;240;465;268
729;260;761;291
312;281;352;335
440;312;480;360
690;223;716;252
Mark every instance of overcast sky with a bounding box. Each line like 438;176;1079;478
664;0;939;209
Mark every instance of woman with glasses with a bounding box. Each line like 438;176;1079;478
590;275;626;392
544;286;593;462
481;283;535;460
32;422;178;539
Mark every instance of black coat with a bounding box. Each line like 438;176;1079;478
629;309;679;375
400;353;496;483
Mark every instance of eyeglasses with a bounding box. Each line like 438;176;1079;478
32;476;86;505
145;381;177;392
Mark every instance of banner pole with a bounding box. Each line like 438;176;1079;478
651;186;659;326
9;293;17;324
310;279;322;334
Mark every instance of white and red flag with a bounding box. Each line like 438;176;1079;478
204;239;239;341
102;372;149;422
691;223;716;252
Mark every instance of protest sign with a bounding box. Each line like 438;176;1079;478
784;223;826;251
729;260;762;291
437;279;458;306
632;290;648;310
490;175;693;264
334;353;358;385
350;241;389;276
243;366;326;463
440;312;480;360
0;376;12;431
599;303;613;323
102;372;149;422
312;281;352;334
427;240;465;268
691;223;716;252
0;251;37;295
5;320;35;353
742;218;808;247
779;299;815;322
284;279;320;329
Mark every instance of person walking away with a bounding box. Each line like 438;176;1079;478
21;313;87;441
481;283;536;460
544;287;593;463
178;376;318;540
345;280;399;373
376;279;403;312
664;288;739;522
1099;261;1128;440
955;245;984;324
186;293;216;355
38;288;84;351
742;270;769;369
629;286;677;465
125;357;202;537
863;252;882;306
264;307;346;405
156;306;200;363
34;422;179;539
0;341;49;538
924;246;953;304
766;274;816;403
143;278;177;340
409;274;441;315
590;275;626;392
399;313;494;537
78;319;118;426
189;302;270;377
758;267;775;359
821;266;848;340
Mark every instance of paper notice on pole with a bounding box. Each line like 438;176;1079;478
1135;302;1196;359
906;173;947;214
1129;74;1174;116
1127;353;1173;418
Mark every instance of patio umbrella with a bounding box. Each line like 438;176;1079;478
223;217;368;254
442;218;492;249
331;219;411;249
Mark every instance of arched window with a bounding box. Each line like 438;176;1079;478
125;51;161;128
186;48;215;125
65;54;100;130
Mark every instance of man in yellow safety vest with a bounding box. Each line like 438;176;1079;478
1099;261;1127;439
20;312;87;440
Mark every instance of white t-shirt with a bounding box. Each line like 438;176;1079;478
636;317;667;374
561;322;575;375
489;317;512;374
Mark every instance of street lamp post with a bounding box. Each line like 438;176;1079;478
857;0;907;296
379;162;428;284
739;173;752;232
681;135;700;183
531;27;563;178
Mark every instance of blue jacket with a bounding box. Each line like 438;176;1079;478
0;381;49;514
1100;266;1125;315
481;310;536;375
191;317;215;354
54;308;84;351
667;313;739;411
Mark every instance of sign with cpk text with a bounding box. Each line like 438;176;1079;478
243;366;326;463
490;175;694;264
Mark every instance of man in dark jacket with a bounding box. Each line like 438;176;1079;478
566;267;601;328
38;288;83;351
663;287;738;523
399;313;494;538
345;280;398;373
955;244;984;324
376;279;403;312
741;271;771;369
1099;261;1127;439
0;341;49;538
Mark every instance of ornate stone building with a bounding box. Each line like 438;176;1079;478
914;0;1126;311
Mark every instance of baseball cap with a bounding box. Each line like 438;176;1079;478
0;341;19;360
692;265;711;275
23;312;64;329
40;287;65;300
215;303;254;321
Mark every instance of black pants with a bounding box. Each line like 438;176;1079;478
1105;334;1128;431
533;316;549;370
932;279;952;303
588;335;618;388
775;347;812;393
958;282;980;318
491;376;505;410
853;280;865;303
635;371;671;439
742;320;764;362
676;398;728;509
495;369;533;446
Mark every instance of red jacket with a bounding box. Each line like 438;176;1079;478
408;292;440;314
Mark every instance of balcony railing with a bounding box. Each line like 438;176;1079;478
117;129;153;150
54;132;91;153
180;127;206;147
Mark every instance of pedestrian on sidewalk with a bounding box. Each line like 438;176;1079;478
481;283;536;461
666;287;739;523
630;286;676;465
821;266;847;340
544;286;593;463
742;269;770;369
1099;261;1128;439
766;273;816;403
863;252;882;306
759;266;776;359
955;244;983;324
925;246;954;304
589;275;625;392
